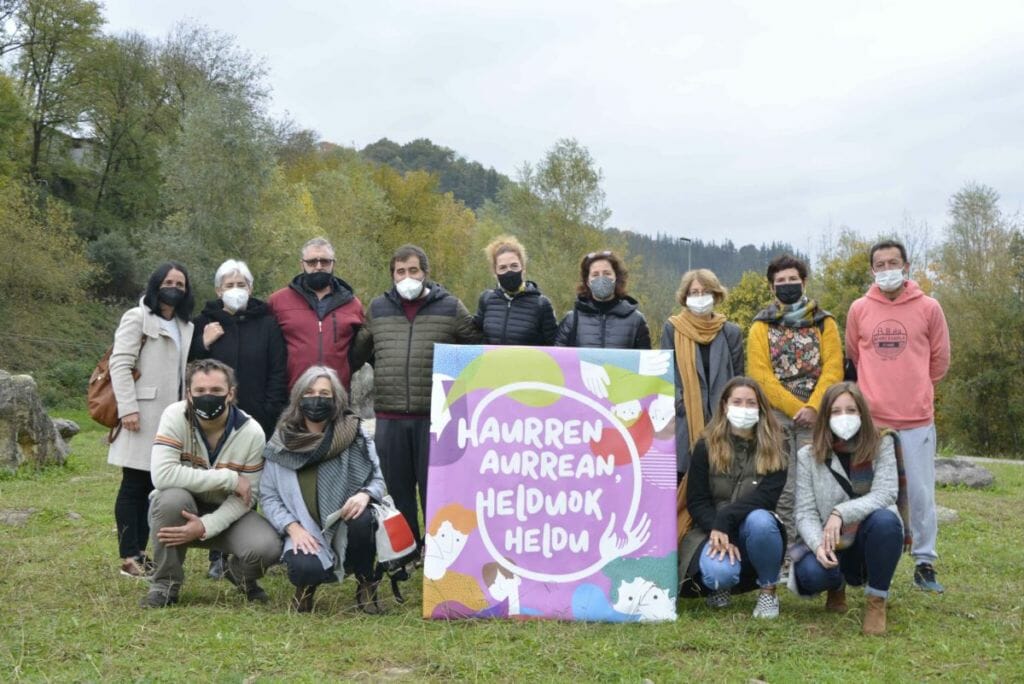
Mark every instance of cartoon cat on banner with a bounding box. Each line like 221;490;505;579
424;345;678;622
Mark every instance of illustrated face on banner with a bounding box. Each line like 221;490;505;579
425;345;679;622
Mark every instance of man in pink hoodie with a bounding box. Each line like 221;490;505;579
846;239;950;593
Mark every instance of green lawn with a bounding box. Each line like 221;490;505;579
1;411;1022;682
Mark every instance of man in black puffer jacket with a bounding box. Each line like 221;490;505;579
474;235;558;345
353;245;480;544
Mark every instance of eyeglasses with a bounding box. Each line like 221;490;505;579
586;251;613;261
302;258;335;267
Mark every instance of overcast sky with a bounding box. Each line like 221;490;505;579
101;0;1024;253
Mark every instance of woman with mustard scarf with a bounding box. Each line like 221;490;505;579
661;269;744;480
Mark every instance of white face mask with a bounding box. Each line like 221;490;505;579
686;294;714;316
726;405;759;430
874;268;905;292
396;277;424;301
829;414;862;441
221;287;249;313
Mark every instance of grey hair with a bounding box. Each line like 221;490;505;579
278;365;349;431
214;259;254;289
301;237;335;259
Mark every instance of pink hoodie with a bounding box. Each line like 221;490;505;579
845;280;950;429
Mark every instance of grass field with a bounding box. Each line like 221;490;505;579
1;410;1022;682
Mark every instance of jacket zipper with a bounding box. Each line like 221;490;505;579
317;320;324;364
404;315;415;413
501;298;512;343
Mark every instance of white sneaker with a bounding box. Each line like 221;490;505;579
752;591;780;619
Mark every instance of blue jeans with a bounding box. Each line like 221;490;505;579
794;508;903;599
699;509;783;591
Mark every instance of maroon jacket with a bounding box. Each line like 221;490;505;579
268;274;364;390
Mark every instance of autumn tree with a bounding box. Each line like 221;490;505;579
933;183;1024;454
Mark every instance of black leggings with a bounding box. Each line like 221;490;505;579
282;507;376;586
114;467;154;559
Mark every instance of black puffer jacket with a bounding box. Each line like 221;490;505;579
474;281;558;345
554;295;652;349
189;297;289;437
353;283;481;415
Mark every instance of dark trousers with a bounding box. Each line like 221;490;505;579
282;507;376;586
114;467;154;558
375;416;429;543
794;508;903;598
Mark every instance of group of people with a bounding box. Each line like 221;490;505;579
104;234;949;632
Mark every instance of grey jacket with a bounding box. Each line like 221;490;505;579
794;434;900;554
258;426;386;579
660;320;744;473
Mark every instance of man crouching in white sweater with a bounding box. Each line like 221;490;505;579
141;358;282;608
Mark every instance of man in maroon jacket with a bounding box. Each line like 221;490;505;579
268;237;365;391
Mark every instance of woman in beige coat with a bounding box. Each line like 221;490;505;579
108;262;194;578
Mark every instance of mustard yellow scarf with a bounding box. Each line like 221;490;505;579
669;310;727;447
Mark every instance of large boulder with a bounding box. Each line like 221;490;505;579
935;458;995;489
0;370;69;471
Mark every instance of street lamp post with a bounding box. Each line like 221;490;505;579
679;237;692;272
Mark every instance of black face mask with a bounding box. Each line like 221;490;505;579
775;283;804;305
304;271;333;291
300;396;334;423
497;270;523;292
158;287;186;307
192;393;227;421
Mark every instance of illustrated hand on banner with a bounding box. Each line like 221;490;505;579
580;360;611;398
598;512;652;562
637;350;671;377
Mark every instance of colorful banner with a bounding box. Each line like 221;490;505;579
424;344;678;622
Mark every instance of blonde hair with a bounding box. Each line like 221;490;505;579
675;268;727;307
484;235;527;270
428;503;477;535
703;377;785;476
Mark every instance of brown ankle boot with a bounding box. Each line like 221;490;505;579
356;577;382;614
292;585;316;613
825;587;848;613
862;595;887;635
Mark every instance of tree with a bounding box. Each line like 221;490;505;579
810;228;872;332
521;138;611;229
719;270;772;337
75;32;170;238
0;73;28;176
0;177;92;304
13;0;102;179
933;183;1024;454
157;84;276;294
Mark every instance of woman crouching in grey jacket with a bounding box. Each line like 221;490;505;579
260;365;386;614
791;381;908;636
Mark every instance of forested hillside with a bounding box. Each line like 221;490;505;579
0;0;1021;453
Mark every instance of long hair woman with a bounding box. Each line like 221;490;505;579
108;261;194;578
678;376;787;618
790;382;909;635
259;365;386;613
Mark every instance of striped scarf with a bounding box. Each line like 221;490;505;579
835;429;912;551
265;413;372;541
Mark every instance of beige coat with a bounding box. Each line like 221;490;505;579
106;302;193;471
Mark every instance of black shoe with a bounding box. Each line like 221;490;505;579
140;589;178;609
356;577;382;614
224;566;270;604
292;585;317;613
207;556;225;580
914;563;945;593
